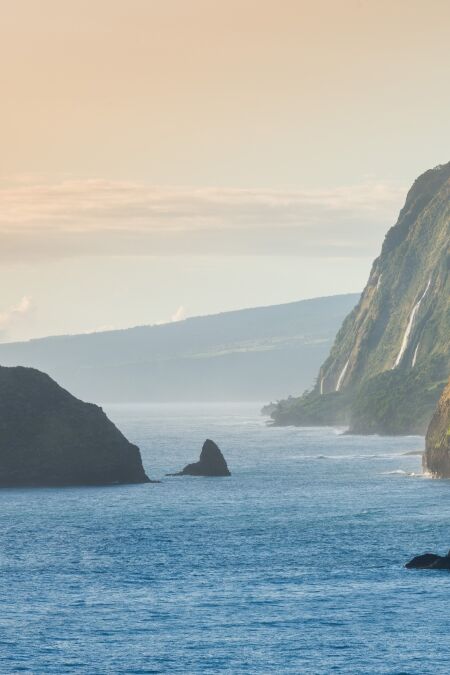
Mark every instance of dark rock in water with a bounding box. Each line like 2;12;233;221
429;556;450;570
0;366;152;487
168;439;231;477
405;553;442;569
405;551;450;570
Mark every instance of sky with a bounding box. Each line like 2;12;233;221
0;0;449;341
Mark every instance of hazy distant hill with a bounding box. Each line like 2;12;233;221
0;295;358;403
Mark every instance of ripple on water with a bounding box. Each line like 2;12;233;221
0;403;446;674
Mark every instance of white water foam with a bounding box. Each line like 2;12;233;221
382;469;423;477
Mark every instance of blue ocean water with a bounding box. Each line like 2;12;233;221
0;402;449;674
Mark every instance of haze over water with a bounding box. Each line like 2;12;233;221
0;403;447;674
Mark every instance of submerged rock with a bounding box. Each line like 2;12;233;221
168;439;231;477
423;378;450;478
405;551;450;570
0;366;152;487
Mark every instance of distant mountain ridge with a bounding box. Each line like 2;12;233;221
0;294;358;403
271;162;450;434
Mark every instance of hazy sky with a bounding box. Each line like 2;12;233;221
1;0;449;341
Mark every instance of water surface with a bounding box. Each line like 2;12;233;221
0;403;448;674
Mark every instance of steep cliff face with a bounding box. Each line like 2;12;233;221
423;379;450;477
0;366;150;486
271;162;450;434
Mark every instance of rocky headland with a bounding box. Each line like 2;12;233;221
0;366;151;487
423;378;450;478
269;161;450;435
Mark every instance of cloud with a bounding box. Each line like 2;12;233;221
171;306;186;322
0;177;406;262
0;296;33;336
153;306;187;326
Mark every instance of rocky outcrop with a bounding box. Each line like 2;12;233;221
0;366;151;487
271;161;450;434
169;439;231;477
405;551;450;569
423;378;450;477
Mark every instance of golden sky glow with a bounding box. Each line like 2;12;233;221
0;0;449;340
2;0;449;185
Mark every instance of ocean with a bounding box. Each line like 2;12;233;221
0;402;448;674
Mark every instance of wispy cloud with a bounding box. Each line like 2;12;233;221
170;306;186;322
0;177;406;261
0;296;33;337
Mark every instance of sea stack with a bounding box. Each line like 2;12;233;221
423;378;450;478
0;366;151;487
170;439;231;477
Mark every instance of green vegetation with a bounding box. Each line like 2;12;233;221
269;390;351;427
271;162;450;434
423;378;450;477
350;357;447;435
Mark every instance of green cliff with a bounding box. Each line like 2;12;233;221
271;162;450;434
423;378;450;477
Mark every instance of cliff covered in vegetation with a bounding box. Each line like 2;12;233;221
271;162;450;434
423;378;450;477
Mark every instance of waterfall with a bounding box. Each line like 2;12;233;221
392;278;431;369
376;273;383;290
412;341;420;368
320;376;324;395
336;358;350;392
